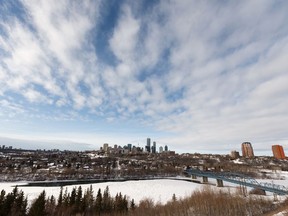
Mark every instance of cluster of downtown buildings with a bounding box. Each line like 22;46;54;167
145;138;168;154
231;142;286;159
100;138;171;155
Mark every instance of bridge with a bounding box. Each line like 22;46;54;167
184;168;288;195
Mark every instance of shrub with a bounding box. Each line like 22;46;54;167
249;188;266;195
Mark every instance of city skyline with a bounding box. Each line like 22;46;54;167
1;1;288;154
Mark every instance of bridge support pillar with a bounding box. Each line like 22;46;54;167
216;179;223;187
192;175;197;179
202;176;208;183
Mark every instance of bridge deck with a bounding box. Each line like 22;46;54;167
184;169;288;195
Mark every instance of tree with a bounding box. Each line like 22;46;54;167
0;190;5;203
69;187;76;207
0;186;18;216
46;195;56;216
82;185;94;214
74;186;82;213
3;187;18;215
122;195;128;212
62;188;69;207
57;186;63;208
172;193;177;202
0;186;26;216
1;193;14;216
114;192;128;213
11;190;27;216
130;199;136;210
56;187;64;215
102;186;112;213
114;193;120;211
86;185;94;208
0;190;5;214
94;188;102;215
28;190;46;216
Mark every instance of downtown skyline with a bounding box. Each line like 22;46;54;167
1;0;288;154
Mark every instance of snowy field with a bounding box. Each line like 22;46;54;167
1;171;288;212
0;179;203;204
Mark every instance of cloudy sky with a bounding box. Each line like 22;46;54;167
0;0;288;154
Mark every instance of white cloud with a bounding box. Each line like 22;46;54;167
1;0;288;152
0;0;102;109
0;99;26;119
23;88;46;103
109;5;140;63
56;98;68;107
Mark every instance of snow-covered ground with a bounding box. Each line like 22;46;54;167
274;212;288;216
0;179;203;204
1;170;288;213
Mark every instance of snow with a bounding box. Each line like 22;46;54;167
273;211;288;216
232;158;244;164
1;170;288;208
0;179;203;204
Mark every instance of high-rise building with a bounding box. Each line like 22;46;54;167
152;141;156;153
103;143;109;152
230;150;240;159
146;138;151;153
241;142;254;158
164;145;168;152
159;146;163;153
127;144;132;152
272;145;285;159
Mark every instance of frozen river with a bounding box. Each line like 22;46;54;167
0;178;203;204
1;172;288;205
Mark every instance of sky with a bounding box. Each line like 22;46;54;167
0;0;288;154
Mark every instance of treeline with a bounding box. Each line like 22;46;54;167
0;185;278;216
132;187;275;216
0;185;132;216
0;186;27;216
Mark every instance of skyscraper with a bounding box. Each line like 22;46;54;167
241;142;254;158
272;145;285;159
152;141;156;153
127;143;132;152
146;138;151;153
164;145;168;152
103;143;109;152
